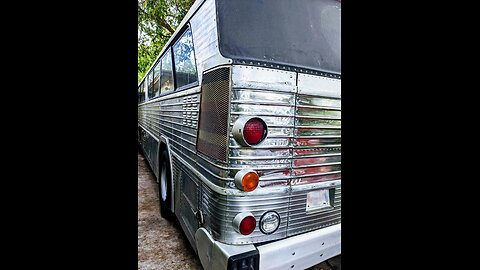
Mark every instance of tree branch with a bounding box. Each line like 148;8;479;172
159;19;175;34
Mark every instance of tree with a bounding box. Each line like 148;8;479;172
138;0;195;82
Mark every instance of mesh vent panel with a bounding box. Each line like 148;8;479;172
196;67;230;161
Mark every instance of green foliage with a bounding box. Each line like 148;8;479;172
138;0;195;83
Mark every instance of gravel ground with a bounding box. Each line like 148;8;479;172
138;150;340;270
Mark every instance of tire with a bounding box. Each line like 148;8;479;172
159;149;174;220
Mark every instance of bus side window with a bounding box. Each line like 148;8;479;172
144;80;148;101
138;82;144;103
160;49;173;94
138;85;141;104
173;27;198;90
152;60;160;97
147;71;153;100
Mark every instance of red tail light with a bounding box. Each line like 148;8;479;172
233;117;268;146
243;118;266;145
239;216;256;235
233;212;256;235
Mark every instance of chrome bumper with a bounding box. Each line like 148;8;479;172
195;224;341;270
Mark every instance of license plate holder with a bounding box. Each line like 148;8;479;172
306;189;334;212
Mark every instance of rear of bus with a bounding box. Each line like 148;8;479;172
194;0;341;269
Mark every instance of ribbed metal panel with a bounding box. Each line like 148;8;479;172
137;89;200;167
228;65;341;183
287;187;341;236
293;73;341;184
229;66;296;188
227;65;341;240
201;183;290;245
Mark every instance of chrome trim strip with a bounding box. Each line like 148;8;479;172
229;156;292;161
158;122;197;138
293;144;341;149
159;109;198;113
138;124;159;142
138;87;202;106
157;114;186;120
230;101;294;106
292;162;341;169
172;151;294;196
158;125;196;146
296;126;341;129
296;104;341;111
230;112;294;117
296;115;342;120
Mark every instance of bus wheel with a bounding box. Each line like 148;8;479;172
159;149;174;220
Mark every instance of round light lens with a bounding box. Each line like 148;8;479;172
260;211;280;234
234;169;259;192
239;215;257;235
243;118;267;145
242;171;259;192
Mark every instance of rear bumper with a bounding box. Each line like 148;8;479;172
257;224;341;270
195;224;341;270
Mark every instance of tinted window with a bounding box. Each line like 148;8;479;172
216;0;341;74
138;85;141;104
160;50;174;93
173;27;198;89
138;82;145;103
147;72;154;99
152;61;161;97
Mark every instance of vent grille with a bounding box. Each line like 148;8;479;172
196;67;230;161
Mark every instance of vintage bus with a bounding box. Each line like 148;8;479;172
138;0;341;269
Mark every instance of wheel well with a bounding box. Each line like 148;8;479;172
158;142;167;173
158;140;175;214
159;142;167;158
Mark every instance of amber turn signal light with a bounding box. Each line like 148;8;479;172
234;169;259;192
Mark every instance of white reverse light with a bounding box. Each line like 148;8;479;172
259;211;280;234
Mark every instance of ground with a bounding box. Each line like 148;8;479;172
138;150;341;269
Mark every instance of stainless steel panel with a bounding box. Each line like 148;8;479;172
190;0;231;79
287;187;341;236
138;89;201;172
232;65;296;92
298;73;341;98
224;66;341;243
201;183;290;245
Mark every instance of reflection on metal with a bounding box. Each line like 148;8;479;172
190;0;231;81
298;73;341;98
138;0;341;255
